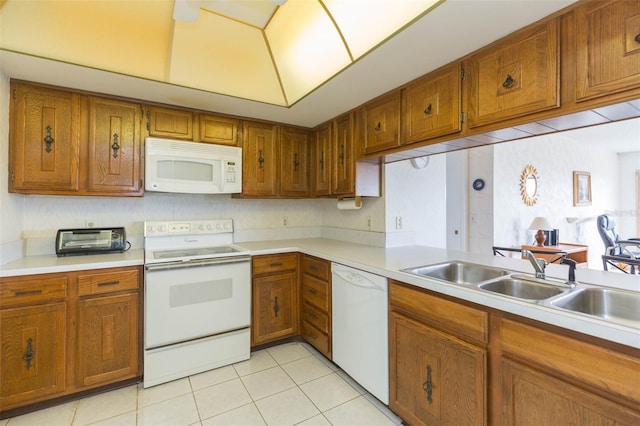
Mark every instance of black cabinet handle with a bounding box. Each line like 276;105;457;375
374;122;382;132
44;125;54;153
270;262;283;267
319;151;324;170
273;296;279;317
635;33;640;43
424;103;432;115
98;280;120;287
258;150;264;169
15;289;43;296
111;133;120;158
294;153;299;172
502;74;515;88
339;145;345;165
23;337;34;370
423;364;433;404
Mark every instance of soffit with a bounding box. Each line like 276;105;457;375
0;0;578;127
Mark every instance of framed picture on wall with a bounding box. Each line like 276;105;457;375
573;171;591;206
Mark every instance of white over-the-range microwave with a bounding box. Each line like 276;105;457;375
145;137;242;194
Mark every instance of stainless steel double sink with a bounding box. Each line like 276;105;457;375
401;261;640;328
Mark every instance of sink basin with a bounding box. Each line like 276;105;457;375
478;277;566;301
401;261;509;285
550;288;640;327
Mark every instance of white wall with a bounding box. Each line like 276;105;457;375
384;155;447;247
492;133;619;268
616;151;640;237
0;68;26;262
467;144;494;254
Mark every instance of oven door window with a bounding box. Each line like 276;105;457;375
145;261;250;349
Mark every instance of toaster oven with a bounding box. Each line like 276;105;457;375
55;227;126;256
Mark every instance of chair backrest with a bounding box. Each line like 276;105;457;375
597;214;622;255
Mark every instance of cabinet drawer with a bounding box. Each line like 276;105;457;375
0;276;68;307
252;253;298;275
302;302;329;333
302;255;330;281
389;280;488;344
301;320;330;357
500;318;640;403
77;269;139;296
302;275;329;311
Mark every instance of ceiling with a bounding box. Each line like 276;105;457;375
0;0;579;128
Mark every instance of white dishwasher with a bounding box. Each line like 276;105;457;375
332;262;389;404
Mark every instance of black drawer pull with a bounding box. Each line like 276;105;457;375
307;288;318;294
502;74;515;88
635;33;640;43
98;280;120;287
15;289;43;297
308;265;318;271
269;262;283;267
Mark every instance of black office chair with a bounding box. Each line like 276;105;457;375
596;214;640;274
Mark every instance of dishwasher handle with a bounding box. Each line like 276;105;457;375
333;269;385;291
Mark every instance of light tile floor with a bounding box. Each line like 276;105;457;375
1;342;402;426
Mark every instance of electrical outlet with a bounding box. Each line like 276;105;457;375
395;216;402;230
282;217;288;227
85;220;96;228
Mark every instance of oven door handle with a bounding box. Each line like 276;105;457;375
145;255;251;271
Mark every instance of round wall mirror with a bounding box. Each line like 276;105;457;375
520;164;539;206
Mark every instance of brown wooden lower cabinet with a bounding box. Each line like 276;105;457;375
0;266;142;415
389;279;640;425
389;281;487;426
251;253;299;346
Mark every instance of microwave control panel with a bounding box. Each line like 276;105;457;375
225;160;239;184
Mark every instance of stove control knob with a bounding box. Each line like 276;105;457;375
198;224;205;231
216;224;222;230
146;225;154;234
207;224;214;230
224;223;232;230
157;225;165;233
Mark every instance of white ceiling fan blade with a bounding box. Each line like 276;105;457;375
173;0;201;22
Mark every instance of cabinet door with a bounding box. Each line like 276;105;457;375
9;83;80;192
147;106;194;140
0;303;66;408
76;293;139;388
198;114;239;146
575;0;640;101
242;121;278;196
359;91;402;155
403;63;462;144
87;97;142;195
467;19;559;128
311;123;332;197
280;127;309;197
389;312;486;426
332;114;355;196
252;271;298;345
501;359;640;425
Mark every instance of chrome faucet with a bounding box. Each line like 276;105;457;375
524;250;546;279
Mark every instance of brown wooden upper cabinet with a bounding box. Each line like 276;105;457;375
358;91;402;155
402;62;463;145
9;82;143;196
575;0;640;101
87;97;142;195
467;19;560;128
147;106;194;140
280;127;310;197
241;121;278;197
198;114;240;146
311;122;332;197
332;113;356;196
9;83;80;192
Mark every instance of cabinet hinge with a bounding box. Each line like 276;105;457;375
10;172;14;183
145;109;150;132
460;112;465;123
12;89;16;100
460;68;465;80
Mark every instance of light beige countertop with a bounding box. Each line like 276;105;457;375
0;249;145;277
2;238;638;349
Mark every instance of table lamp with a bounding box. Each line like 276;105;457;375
529;217;552;246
